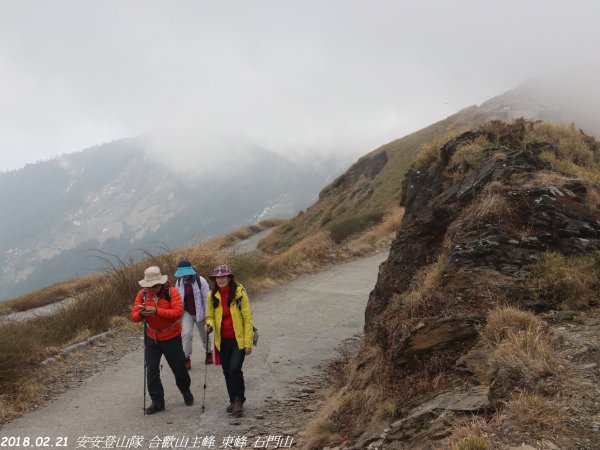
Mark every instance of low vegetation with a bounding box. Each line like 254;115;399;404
481;306;544;344
528;252;600;309
0;273;106;316
328;211;384;243
488;326;558;391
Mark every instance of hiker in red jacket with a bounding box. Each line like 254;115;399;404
131;266;193;414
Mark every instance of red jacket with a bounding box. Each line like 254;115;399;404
131;285;183;341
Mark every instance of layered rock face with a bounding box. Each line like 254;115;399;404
367;125;600;330
359;121;600;447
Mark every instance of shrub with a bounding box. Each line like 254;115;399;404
328;211;384;243
320;211;333;226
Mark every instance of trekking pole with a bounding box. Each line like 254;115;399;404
143;318;147;415
202;329;210;413
142;289;147;415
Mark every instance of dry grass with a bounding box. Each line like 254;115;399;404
303;344;396;448
413;128;468;172
528;252;600;309
488;326;558;390
482;307;544;344
452;435;489;450
520;171;574;189
402;246;451;317
461;191;511;225
348;206;404;253
504;392;565;433
269;230;334;273
540;151;600;184
526;122;596;166
220;219;287;246
448;418;490;450
302;389;345;449
524;122;600;183
0;272;107;316
449;136;492;172
584;181;600;210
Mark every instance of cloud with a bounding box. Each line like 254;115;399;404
1;0;600;172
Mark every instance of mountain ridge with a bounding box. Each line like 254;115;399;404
0;138;345;300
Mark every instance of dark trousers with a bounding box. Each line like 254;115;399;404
220;338;246;403
145;334;191;403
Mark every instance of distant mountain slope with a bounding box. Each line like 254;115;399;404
260;75;600;254
0;139;343;300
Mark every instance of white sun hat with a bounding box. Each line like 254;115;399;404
139;266;168;287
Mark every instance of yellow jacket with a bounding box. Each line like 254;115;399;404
206;282;254;351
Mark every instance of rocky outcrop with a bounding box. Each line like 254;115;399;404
320;151;388;199
367;128;600;328
361;121;600;448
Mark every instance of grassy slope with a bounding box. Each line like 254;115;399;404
259;105;490;253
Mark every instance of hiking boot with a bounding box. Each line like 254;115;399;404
226;402;234;413
205;352;213;365
182;390;194;406
232;397;243;417
145;401;165;415
185;357;191;370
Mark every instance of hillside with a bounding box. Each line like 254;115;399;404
0;139;343;300
302;120;600;449
259;76;600;256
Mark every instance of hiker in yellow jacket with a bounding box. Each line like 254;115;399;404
204;264;254;418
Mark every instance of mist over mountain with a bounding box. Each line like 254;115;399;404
0;139;345;300
479;70;600;137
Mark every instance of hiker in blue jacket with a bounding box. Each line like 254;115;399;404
174;260;212;370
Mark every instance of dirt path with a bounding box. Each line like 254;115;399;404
1;251;388;448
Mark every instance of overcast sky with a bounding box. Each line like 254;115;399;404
1;0;599;172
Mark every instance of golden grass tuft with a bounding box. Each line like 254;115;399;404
520;171;574;189
402;246;451;317
528;252;599;309
449;136;492;171
452;435;489;450
524;122;600;183
269;230;334;273
504;392;565;433
348;206;404;255
526;122;596;166
413;128;469;172
448;417;490;450
482;307;544;344
488;326;558;390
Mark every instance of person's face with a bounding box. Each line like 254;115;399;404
215;276;230;288
182;275;193;283
148;284;162;295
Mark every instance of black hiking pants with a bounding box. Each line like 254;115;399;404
220;338;246;403
145;334;191;404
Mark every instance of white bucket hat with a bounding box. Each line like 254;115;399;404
139;266;168;287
